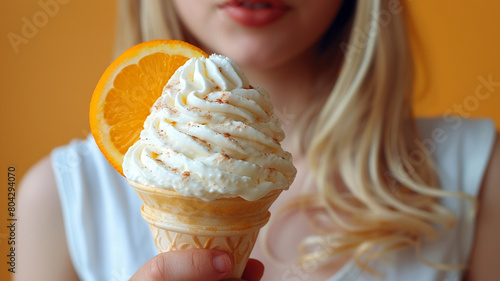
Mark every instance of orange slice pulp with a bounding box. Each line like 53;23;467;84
89;40;208;175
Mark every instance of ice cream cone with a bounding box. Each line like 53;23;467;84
129;180;282;278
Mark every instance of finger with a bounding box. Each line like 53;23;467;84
241;259;265;281
130;249;232;281
224;259;265;281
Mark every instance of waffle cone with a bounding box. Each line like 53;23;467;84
129;180;282;278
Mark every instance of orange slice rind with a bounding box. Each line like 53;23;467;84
89;40;208;175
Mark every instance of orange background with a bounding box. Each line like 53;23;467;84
0;1;499;280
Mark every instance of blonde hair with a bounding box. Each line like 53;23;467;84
285;0;473;274
113;0;472;275
113;0;183;58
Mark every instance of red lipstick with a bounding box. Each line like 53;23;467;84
219;0;290;27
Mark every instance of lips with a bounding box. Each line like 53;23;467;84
218;0;290;27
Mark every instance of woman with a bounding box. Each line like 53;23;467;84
17;0;500;280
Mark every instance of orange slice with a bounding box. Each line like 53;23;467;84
90;40;208;175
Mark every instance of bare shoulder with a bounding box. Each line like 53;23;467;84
16;156;79;281
464;132;500;280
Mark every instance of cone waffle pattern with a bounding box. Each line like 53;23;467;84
129;180;281;278
150;224;260;275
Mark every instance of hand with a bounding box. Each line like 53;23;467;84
130;249;264;281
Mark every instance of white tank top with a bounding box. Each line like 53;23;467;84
52;118;496;281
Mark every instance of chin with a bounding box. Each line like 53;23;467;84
231;52;273;70
213;38;291;71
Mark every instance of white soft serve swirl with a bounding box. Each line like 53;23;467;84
123;54;296;201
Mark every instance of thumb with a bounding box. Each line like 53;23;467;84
130;249;232;281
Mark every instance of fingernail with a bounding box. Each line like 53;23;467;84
213;252;231;273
